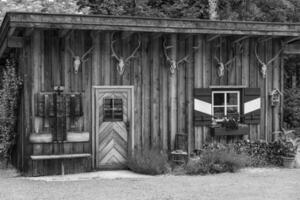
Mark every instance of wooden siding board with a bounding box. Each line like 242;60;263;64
141;34;151;150
194;35;203;150
151;35;160;147
272;40;280;138
177;35;186;135
160;36;169;150
186;36;194;154
169;34;177;150
133;35;142;150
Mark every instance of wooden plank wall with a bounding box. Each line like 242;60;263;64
20;29;283;174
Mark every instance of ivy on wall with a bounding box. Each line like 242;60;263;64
0;58;22;158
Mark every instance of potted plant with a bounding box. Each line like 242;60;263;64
275;129;299;168
211;114;249;136
279;142;296;168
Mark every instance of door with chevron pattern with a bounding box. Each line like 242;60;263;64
94;86;134;169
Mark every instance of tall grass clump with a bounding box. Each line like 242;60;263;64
128;147;171;175
185;149;250;175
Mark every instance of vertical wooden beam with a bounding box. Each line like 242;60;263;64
151;35;160;147
32;30;42;133
177;35;186;135
266;40;273;142
169;34;177;150
103;32;111;85
160;35;169;150
186;36;194;155
194;35;203;150
273;40;280;139
204;35;212;143
141;34;151;150
92;31;100;86
134;33;142;150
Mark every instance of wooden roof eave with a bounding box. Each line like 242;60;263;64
2;12;300;58
3;12;300;36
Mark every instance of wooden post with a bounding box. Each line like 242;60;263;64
169;34;177;150
194;35;203;150
32;30;42;133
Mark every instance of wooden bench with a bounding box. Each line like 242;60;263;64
30;153;91;176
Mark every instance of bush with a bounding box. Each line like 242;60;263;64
232;140;283;167
0;58;22;158
128;147;171;175
283;88;300;128
185;149;250;175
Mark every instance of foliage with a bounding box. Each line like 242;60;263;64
77;0;300;22
128;146;171;175
0;0;85;23
231;140;283;167
283;88;300;128
185;148;249;175
0;58;22;158
77;0;210;19
217;0;300;22
221;119;238;130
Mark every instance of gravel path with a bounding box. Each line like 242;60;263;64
0;168;299;200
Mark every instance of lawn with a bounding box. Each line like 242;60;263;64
0;164;299;200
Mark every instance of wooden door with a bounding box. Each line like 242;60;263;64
93;87;134;169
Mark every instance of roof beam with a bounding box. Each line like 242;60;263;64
4;12;300;37
24;28;34;37
0;36;24;58
207;35;220;42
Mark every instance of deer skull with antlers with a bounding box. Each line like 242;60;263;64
212;37;245;77
255;41;283;78
67;41;94;74
111;32;141;75
163;39;189;74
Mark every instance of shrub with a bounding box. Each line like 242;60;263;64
185;148;250;175
283;88;300;128
0;58;22;158
232;140;283;167
128;147;171;175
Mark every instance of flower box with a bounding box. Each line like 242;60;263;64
66;132;90;142
211;125;249;136
29;133;53;143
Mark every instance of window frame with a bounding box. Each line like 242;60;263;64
211;90;240;122
103;98;123;122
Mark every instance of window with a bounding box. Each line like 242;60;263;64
212;91;240;121
103;98;123;121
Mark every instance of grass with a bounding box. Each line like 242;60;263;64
185;149;250;175
128;147;171;175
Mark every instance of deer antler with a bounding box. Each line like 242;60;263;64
163;37;190;74
111;32;121;62
66;32;95;74
81;46;95;61
111;32;141;75
125;34;141;63
255;41;283;78
177;55;189;65
163;39;174;63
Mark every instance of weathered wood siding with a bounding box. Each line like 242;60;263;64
19;29;283;174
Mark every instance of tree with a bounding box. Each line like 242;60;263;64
77;0;300;22
0;0;85;23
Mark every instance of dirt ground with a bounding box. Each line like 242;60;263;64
0;166;299;200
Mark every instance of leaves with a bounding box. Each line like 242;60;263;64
0;0;83;23
0;58;22;158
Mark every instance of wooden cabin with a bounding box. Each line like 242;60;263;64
1;12;300;176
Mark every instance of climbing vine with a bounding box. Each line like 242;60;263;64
0;58;22;158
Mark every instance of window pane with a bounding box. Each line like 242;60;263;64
227;93;238;105
214;93;224;105
227;107;239;119
213;107;225;120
